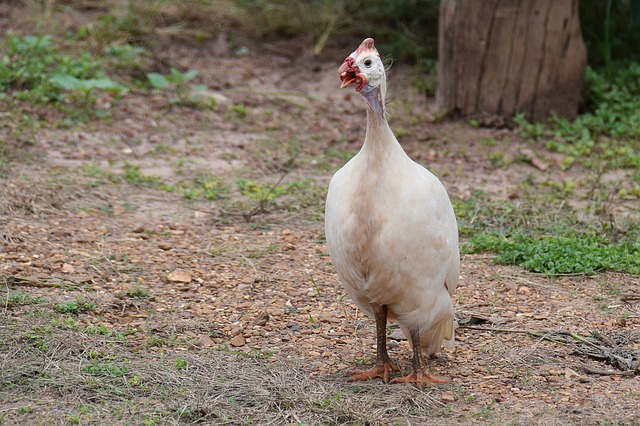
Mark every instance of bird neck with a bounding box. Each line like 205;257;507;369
361;86;399;158
361;85;386;125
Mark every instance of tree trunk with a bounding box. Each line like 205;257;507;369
436;0;587;121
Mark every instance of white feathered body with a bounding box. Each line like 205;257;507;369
325;119;459;355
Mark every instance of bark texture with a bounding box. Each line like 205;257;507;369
436;0;587;121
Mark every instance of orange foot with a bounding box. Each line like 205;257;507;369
390;371;448;389
348;361;400;383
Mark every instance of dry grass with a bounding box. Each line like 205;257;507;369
0;307;447;425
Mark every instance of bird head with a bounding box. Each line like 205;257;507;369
338;38;386;98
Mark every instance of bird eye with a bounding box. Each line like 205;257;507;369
363;58;373;68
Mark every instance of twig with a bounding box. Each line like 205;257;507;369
620;293;640;302
457;325;568;344
242;153;296;222
4;275;61;288
556;330;603;350
580;364;635;377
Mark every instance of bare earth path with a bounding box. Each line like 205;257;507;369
1;21;638;426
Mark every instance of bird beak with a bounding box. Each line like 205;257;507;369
338;56;368;91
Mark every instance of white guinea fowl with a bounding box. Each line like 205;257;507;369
325;38;460;388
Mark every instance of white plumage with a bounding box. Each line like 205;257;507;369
325;38;459;387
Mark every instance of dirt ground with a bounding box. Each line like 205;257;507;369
1;7;639;426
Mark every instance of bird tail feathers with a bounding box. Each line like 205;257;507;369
441;317;455;349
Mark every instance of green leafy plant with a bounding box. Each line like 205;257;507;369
517;65;640;179
54;298;96;314
0;34;126;119
467;231;640;276
121;163;173;191
235;178;287;201
82;362;129;377
175;357;188;370
50;73;125;115
231;103;249;118
5;290;47;307
455;190;640;276
118;285;151;300
147;68;210;106
180;174;229;200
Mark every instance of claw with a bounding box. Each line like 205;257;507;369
348;360;399;383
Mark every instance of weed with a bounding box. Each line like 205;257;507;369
83;362;129;377
309;274;321;296
235;178;287;201
489;151;505;166
467;231;640;276
481;137;497;146
54;298;96;314
313;391;342;409
50;73;125;114
246;244;280;259
0;34;125;119
353;357;374;367
81;162;110;187
455;189;640;275
147;68;211;107
231;103;249;119
175;357;188;370
308;313;320;329
85;324;127;341
121;162;173;191
476;402;495;419
118;285;151;300
516;64;640;187
180;173;229;200
148;333;177;348
5;290;47;307
52;316;80;331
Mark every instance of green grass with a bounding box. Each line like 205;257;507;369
455;192;640;276
5;290;47;307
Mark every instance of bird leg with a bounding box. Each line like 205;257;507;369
391;329;448;389
348;305;399;383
